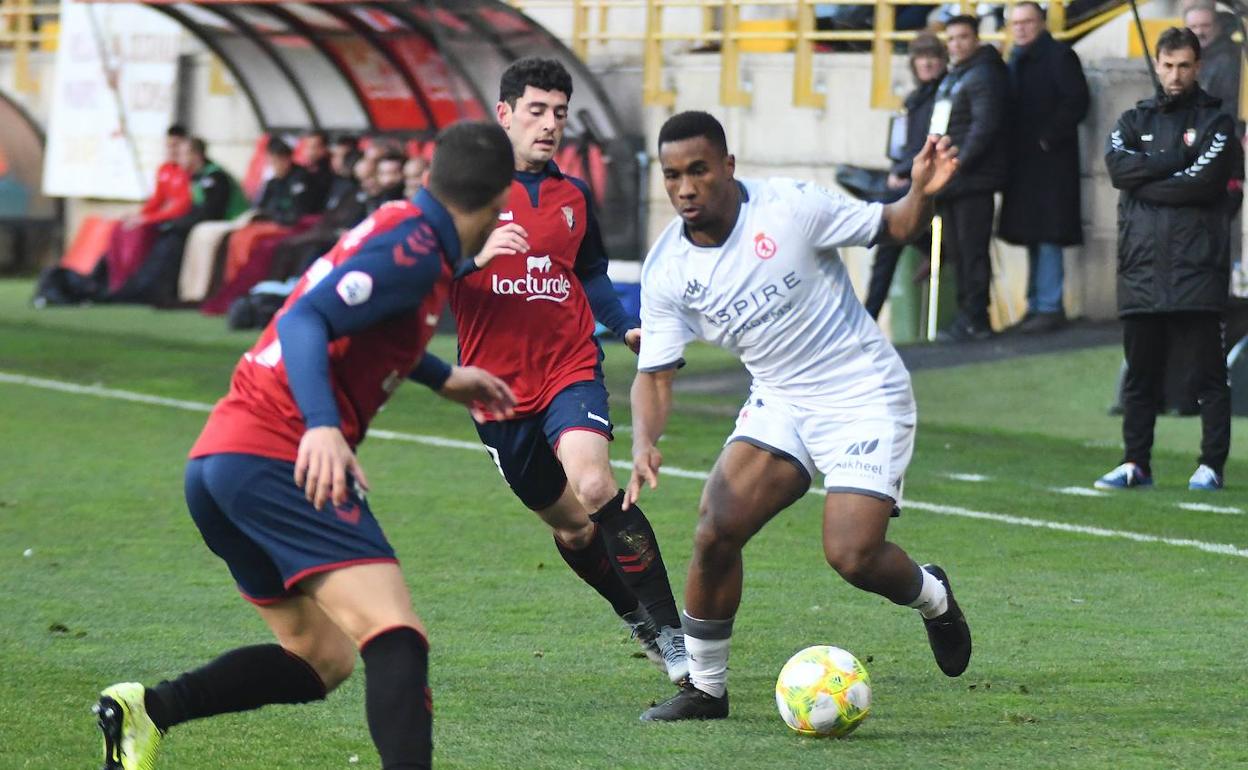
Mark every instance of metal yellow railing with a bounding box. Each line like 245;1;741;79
0;0;59;93
510;0;1138;110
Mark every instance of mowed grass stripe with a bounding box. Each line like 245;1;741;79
4;369;1246;560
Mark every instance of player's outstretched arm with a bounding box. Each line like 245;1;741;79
625;368;677;509
880;135;959;243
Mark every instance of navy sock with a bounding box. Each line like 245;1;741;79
592;491;681;629
361;626;432;770
144;644;326;732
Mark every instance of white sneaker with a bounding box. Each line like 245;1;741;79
1188;464;1224;491
1094;462;1153;490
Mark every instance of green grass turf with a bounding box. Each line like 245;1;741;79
1;279;1246;769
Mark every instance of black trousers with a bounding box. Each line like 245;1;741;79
1121;312;1231;474
864;234;930;320
937;193;995;327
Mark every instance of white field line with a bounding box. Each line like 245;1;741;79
1051;486;1110;498
943;473;991;482
3;370;1247;560
1177;502;1243;515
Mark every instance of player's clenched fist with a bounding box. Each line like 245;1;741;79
473;223;529;269
624;444;663;509
295;426;370;510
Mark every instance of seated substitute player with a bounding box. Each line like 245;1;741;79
93;122;518;770
413;57;687;682
627;112;973;721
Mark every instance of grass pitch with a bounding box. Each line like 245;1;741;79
1;280;1245;769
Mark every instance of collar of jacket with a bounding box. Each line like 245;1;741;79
1141;86;1222;113
950;43;1002;75
1010;30;1054;63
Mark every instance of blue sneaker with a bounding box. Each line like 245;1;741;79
1094;462;1153;490
1188;465;1224;491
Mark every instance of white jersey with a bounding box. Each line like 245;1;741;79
638;177;914;416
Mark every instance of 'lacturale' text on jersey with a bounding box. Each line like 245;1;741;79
637;177;913;415
190;191;457;462
451;164;614;417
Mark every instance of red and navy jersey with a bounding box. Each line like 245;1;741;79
450;162;637;418
190;189;459;462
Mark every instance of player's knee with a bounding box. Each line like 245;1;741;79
284;635;356;692
693;508;745;558
823;541;880;587
569;471;619;511
553;518;596;550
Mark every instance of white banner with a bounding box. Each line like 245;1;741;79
43;0;183;200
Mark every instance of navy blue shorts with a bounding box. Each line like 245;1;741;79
474;378;613;511
184;453;396;605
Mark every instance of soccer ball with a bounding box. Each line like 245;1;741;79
775;645;871;737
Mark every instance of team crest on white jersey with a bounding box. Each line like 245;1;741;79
561;205;575;231
754;232;777;260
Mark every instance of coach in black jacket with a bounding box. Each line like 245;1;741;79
1100;27;1237;492
933;15;1009;341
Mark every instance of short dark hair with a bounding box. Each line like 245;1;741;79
266;136;293;157
189;137;207;158
945;15;979;34
1014;1;1045;20
429;121;514;210
377;150;406;168
657;111;728;156
499;57;574;107
1157;26;1201;59
167;124;188;138
333;134;359;150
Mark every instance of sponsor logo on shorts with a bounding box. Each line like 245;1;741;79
587;411;609;427
845;439;879;456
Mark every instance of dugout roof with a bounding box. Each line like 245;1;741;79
85;0;626;140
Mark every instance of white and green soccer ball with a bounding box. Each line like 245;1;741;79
775;645;871;737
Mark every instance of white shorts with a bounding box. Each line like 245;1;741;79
725;389;915;503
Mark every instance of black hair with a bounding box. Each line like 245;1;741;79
499;57;573;107
429;121;514;210
377;150;407;168
266;136;293;157
1157;26;1202;60
167;124;188;138
657;111;728;156
333;134;359;150
189;137;207;157
1013;2;1045;20
945;15;979;34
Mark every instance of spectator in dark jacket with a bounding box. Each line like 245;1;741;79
932;15;1009;341
1184;3;1242;124
301;130;334;212
865;32;947;318
110;138;245;305
1099;27;1237;492
998;2;1090;333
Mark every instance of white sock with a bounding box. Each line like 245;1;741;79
685;635;731;698
908;566;949;620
